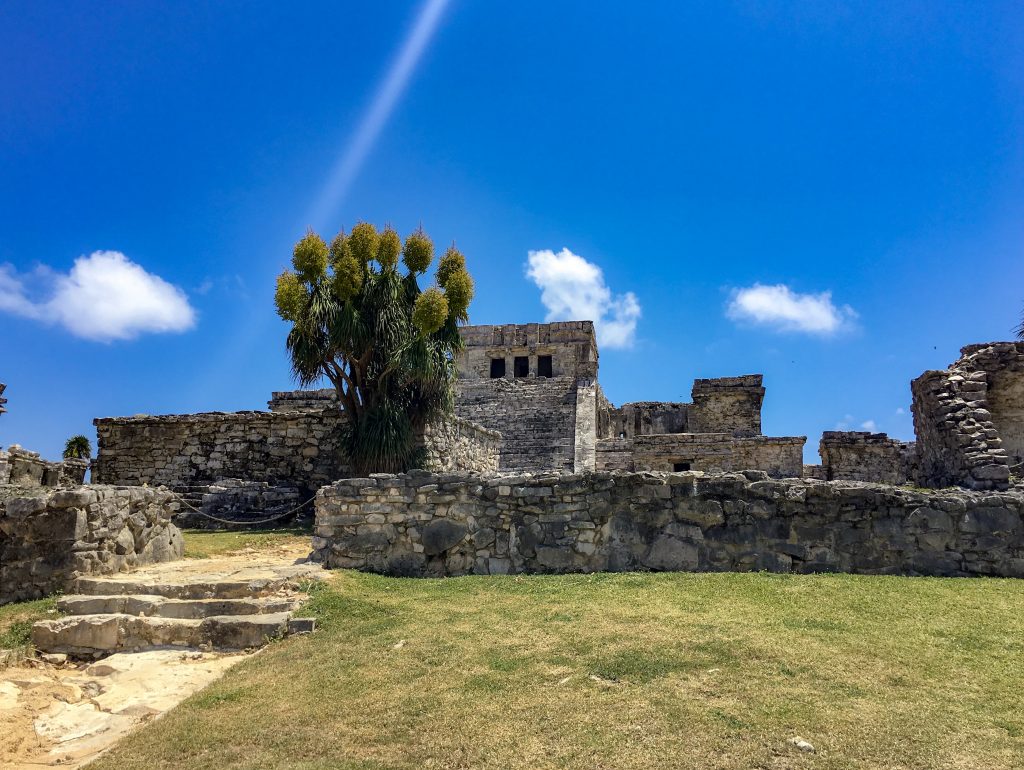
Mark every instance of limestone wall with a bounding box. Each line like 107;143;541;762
1;446;87;489
689;376;765;437
818;432;914;484
417;416;501;474
599;401;690;440
457;321;599;380
93;407;500;489
632;434;804;476
0;485;183;604
912;342;1023;491
92;410;350;491
455;377;580;472
312;471;1024;579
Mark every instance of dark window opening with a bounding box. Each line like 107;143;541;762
513;356;529;378
537;355;553;378
673;462;691;472
490;358;506;378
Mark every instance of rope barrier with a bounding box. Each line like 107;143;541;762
169;491;316;526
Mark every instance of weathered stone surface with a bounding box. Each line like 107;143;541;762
912;342;1024;491
92;409;498;490
0;485;182;605
818;431;915;484
312;471;1024;578
421;519;468;555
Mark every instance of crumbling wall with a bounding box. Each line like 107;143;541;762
312;471;1024;578
912;342;1024;491
93;407;499;489
631;434;805;477
417;416;501;474
267;389;337;412
818;432;914;484
457;321;598;380
92;409;351;491
596;438;634;471
1;446;86;489
689;376;764;437
0;485;183;604
600;402;689;439
455;377;580;472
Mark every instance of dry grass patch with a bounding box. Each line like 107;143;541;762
92;571;1024;770
182;528;311;559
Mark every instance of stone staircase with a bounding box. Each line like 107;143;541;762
32;552;323;658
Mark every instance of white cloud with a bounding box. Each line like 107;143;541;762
860;419;878;432
835;414;855;430
726;283;856;335
525;248;641;349
0;251;196;342
895;407;906;416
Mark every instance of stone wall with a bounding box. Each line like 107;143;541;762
93;407;500;490
455;377;580;472
267;389;337;412
312;471;1024;579
92;409;350;492
457;321;599;380
689;376;765;437
818;432;914;484
597;434;804;477
633;434;804;476
599;401;690;440
1;485;183;604
0;446;87;489
912;342;1024;491
417;416;501;474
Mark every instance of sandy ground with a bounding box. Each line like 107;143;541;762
0;541;321;768
0;649;246;768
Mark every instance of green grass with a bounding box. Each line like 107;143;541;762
91;571;1024;770
0;596;58;651
182;528;311;559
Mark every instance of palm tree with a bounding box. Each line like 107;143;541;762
63;435;92;460
275;222;474;474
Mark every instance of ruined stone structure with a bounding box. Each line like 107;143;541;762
817;432;916;485
0;445;88;488
1;486;182;604
93;402;499;493
312;470;1024;578
455;323;805;477
912;342;1024;491
0;382;7;417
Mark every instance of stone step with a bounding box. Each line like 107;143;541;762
57;594;301;619
72;565;320;600
32;611;296;657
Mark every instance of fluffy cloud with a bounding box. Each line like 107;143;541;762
861;419;878;432
0;251;196;342
726;283;856;335
525;248;641;349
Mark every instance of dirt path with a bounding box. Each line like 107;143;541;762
0;541;322;768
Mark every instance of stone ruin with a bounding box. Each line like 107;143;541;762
912;342;1024;490
0;384;88;490
3;328;1024;597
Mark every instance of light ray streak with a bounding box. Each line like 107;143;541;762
304;0;451;228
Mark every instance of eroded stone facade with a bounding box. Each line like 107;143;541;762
912;342;1024;491
817;432;915;485
312;470;1024;578
456;324;804;478
1;485;183;604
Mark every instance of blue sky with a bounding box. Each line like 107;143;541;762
2;0;1022;463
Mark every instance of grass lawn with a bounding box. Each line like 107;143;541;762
182;528;311;559
0;596;57;652
90;570;1024;769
